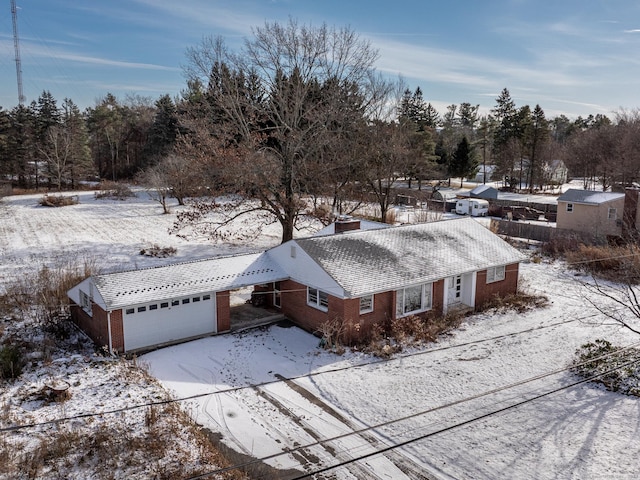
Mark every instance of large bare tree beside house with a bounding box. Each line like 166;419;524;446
175;19;390;243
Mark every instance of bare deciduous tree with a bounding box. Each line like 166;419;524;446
177;19;389;243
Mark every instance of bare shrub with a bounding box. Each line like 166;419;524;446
541;235;584;257
39;194;79;207
317;317;347;354
412;208;443;224
1;257;99;329
94;181;135;200
140;244;177;258
479;289;549;314
0;342;25;380
385;208;397;224
363;311;467;358
565;244;640;283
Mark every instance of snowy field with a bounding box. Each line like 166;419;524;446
1;189;639;479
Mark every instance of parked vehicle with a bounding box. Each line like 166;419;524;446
455;199;489;217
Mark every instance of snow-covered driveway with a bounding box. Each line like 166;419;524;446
143;261;640;480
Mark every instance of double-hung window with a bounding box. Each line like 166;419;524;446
566;203;573;213
79;290;92;316
396;283;432;317
359;295;374;314
486;265;506;283
307;287;329;311
608;207;617;220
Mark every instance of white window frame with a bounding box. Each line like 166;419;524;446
566;203;573;213
79;290;92;316
359;294;374;314
486;265;506;283
608;207;617;220
395;283;432;318
273;282;281;308
307;287;329;311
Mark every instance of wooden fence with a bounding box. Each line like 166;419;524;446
490;219;599;243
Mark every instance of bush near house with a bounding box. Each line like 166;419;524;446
573;339;640;397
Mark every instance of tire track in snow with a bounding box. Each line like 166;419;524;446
256;375;437;479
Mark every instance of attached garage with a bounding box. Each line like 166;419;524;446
122;293;216;351
68;253;287;354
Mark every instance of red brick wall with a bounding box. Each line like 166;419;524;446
110;309;124;353
432;279;445;315
475;262;520;308
71;302;109;349
280;280;400;343
279;280;335;334
70;302;124;352
216;291;231;332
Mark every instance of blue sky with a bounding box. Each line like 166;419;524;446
1;0;640;119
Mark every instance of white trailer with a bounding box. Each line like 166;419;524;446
455;199;489;217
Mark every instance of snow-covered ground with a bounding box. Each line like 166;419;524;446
1;188;638;479
142;259;640;479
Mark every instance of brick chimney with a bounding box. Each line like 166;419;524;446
334;215;361;234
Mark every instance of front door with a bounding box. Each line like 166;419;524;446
448;275;462;305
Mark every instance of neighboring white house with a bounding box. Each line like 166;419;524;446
473;165;497;183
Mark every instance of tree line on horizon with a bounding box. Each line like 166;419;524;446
1;20;640;240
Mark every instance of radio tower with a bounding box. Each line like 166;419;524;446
11;0;26;106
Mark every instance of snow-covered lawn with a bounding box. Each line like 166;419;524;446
141;259;640;479
1;189;638;479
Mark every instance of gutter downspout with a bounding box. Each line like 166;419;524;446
107;310;114;356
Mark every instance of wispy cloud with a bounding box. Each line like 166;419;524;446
15;42;179;71
130;0;260;35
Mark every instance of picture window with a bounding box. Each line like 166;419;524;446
193;296;200;302
171;300;179;306
125;308;134;315
395;283;432;318
203;295;211;301
149;304;158;310
160;302;168;308
137;306;146;312
182;298;190;304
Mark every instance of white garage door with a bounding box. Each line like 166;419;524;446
122;293;216;351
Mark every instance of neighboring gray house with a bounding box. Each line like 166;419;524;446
69;217;526;353
470;184;498;200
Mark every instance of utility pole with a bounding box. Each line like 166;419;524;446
11;0;26;106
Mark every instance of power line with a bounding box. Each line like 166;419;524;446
288;355;640;480
177;340;640;479
0;314;596;434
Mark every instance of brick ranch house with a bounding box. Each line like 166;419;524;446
68;217;526;354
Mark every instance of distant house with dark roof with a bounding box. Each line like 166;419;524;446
557;189;625;238
68;217;526;353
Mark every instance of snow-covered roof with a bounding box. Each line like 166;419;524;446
294;217;526;297
91;253;286;310
557;189;625;205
